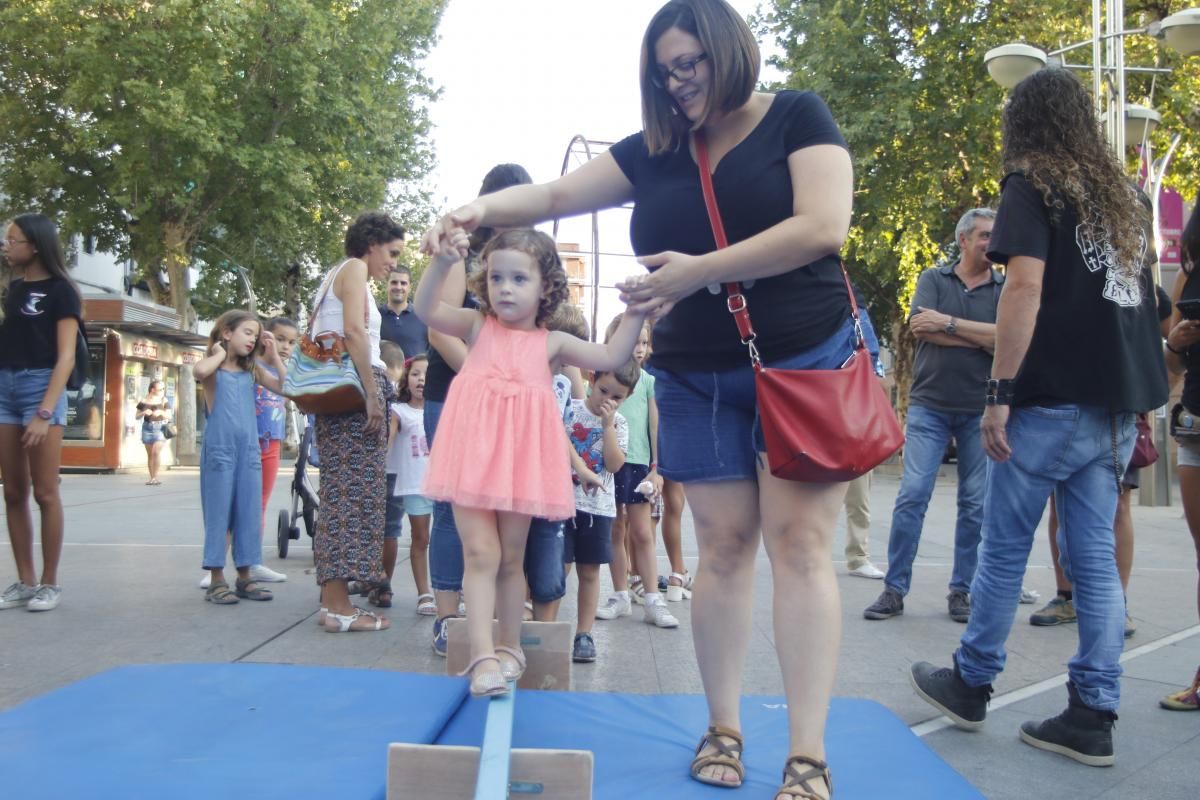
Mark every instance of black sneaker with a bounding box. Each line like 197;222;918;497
910;660;992;730
947;590;971;623
1018;682;1116;767
572;632;597;663
863;588;904;620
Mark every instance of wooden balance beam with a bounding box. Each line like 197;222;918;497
387;621;592;799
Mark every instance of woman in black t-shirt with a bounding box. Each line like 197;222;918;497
421;2;850;795
1163;197;1200;711
0;214;80;614
136;379;171;485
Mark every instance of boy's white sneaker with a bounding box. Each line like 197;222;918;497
199;573;212;589
595;592;632;620
643;599;680;628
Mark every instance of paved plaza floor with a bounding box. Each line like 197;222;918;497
1;466;1197;798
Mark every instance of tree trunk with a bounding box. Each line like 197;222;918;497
162;222;200;462
891;313;916;427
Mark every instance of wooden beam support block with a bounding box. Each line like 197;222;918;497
387;743;593;800
446;620;573;691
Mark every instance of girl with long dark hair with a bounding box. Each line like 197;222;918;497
0;213;80;612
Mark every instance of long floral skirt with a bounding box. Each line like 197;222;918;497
313;366;391;585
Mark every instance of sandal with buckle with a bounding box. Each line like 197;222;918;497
205;581;239;605
496;645;527;682
235;578;273;601
414;591;434;615
629;574;646;605
667;571;693;602
324;607;389;633
689;724;744;789
459;654;509;698
777;754;832;799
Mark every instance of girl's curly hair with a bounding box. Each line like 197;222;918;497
470;229;569;328
1002;68;1146;277
398;353;427;404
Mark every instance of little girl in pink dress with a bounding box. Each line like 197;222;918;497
416;226;647;697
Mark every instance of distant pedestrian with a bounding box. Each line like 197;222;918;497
311;211;405;633
192;310;288;605
864;207;1001;624
136;379;171;486
0;213;80;613
379;265;428;361
910;67;1168;768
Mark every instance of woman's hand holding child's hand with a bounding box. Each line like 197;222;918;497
422;219;472;267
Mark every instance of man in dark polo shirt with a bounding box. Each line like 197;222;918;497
865;208;1001;624
379;266;427;359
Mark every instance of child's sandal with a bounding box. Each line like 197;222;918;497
414;592;434;615
667;571;693;602
777;755;832;799
629;574;646;605
495;645;526;682
459;654;509;698
689;724;744;789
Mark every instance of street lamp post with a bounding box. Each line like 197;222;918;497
983;2;1200;507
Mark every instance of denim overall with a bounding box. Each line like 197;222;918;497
200;369;263;569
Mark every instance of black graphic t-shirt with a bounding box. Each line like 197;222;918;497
986;173;1167;413
0;277;82;370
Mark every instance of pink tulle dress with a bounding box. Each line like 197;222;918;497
423;315;575;520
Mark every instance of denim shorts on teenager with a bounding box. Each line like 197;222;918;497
649;315;863;483
613;462;651;505
0;368;68;427
564;512;614;565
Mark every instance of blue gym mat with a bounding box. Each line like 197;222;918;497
0;664;467;800
0;664;981;799
441;691;984;798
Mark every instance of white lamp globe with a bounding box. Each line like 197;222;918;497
984;43;1048;89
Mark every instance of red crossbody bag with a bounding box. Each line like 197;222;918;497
694;132;903;482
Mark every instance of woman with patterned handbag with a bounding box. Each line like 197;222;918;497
422;2;855;795
311;211;405;634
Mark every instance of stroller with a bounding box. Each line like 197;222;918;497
277;420;319;558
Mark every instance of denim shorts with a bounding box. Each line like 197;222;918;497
649;316;862;483
563;512;614;565
524;517;566;602
384;474;432;539
0;368;68;427
142;422;165;445
613;462;651;505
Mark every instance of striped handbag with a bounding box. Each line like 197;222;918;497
282;264;366;415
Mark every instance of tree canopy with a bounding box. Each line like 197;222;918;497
0;0;446;325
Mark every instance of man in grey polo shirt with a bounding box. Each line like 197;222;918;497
865;208;1001;623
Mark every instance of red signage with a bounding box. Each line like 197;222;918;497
131;340;158;360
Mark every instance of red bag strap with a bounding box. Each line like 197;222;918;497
693;131;864;365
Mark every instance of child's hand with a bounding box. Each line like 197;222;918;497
430;225;470;268
598;398;620;428
646;470;664;498
578;467;605;496
209;341;226;358
260;331;276;357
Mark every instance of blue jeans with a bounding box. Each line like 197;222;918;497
956;404;1135;712
425;400;464;592
884;404;986;595
524;518;566;603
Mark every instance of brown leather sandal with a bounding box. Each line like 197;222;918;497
689;723;745;788
777;754;832;799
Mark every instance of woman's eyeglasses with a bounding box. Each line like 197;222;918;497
650;54;708;88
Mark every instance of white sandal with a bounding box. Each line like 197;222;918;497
459;654;509;698
667;571;694;602
416;593;436;616
629;574;646;605
323;607;388;633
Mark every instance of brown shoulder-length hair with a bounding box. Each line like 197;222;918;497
639;0;760;155
208;309;263;376
1002;68;1145;277
469;229;569;328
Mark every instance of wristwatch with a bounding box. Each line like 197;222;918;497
944;317;958;336
36;408;53;421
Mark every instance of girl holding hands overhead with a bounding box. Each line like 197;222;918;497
416;226;647;698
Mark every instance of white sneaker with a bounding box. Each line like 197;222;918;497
848;562;886;580
27;584;61;612
199;573;212;589
0;581;38;609
594;592;632;620
1019;586;1041;604
643;599;680;628
250;564;287;583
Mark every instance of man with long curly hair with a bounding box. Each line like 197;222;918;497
909;67;1168;767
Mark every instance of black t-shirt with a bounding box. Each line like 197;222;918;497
609;90;851;372
0;277;82;370
986;173;1167;413
424;253;482;403
1178;269;1200;414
